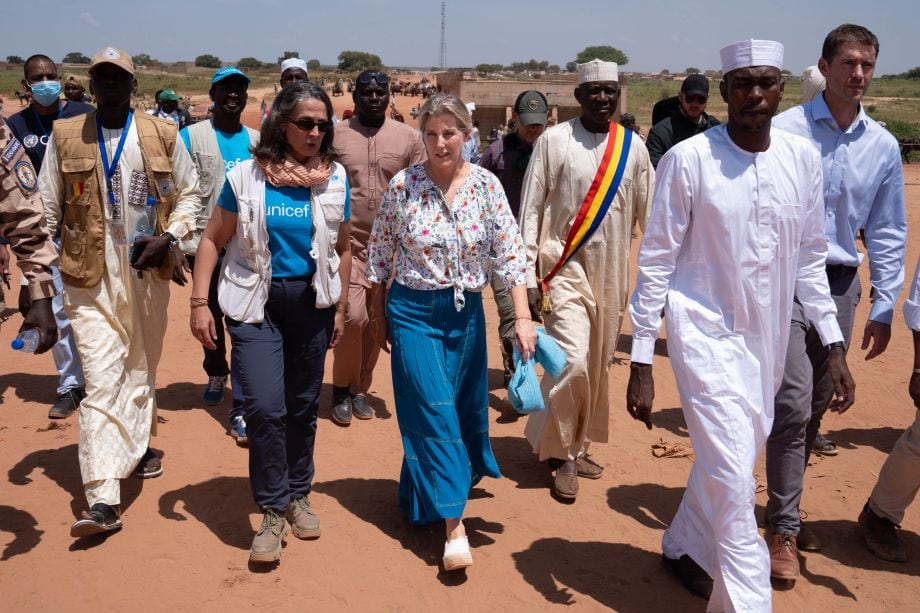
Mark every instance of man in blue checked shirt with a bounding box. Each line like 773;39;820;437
764;23;907;582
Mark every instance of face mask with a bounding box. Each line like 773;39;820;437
29;80;62;107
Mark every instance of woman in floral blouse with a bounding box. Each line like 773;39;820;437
366;94;537;572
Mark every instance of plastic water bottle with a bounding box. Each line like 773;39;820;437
131;197;158;261
11;329;40;352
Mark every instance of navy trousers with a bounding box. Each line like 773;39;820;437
227;277;334;513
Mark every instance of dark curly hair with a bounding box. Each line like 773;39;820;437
252;81;334;163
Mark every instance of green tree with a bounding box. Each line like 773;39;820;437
574;45;629;66
277;51;300;65
565;61;577;72
337;50;382;72
904;66;920;79
685;67;701;74
62;52;91;64
238;57;263;69
307;59;321;71
6;55;24;64
195;54;221;68
546;64;561;74
132;53;155;66
475;63;502;74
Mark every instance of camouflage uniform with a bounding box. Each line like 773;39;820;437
0;117;56;301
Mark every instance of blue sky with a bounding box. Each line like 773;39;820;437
3;0;918;75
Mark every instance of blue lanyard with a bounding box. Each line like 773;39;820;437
97;110;134;205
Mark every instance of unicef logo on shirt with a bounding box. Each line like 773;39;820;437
225;157;244;171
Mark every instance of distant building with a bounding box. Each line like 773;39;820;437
436;70;629;137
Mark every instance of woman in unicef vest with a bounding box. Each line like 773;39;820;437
189;82;352;564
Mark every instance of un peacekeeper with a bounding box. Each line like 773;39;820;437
0;117;58;351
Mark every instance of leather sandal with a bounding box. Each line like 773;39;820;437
70;503;122;538
134;448;163;479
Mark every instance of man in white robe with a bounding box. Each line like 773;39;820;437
518;59;654;500
39;48;200;537
626;40;855;612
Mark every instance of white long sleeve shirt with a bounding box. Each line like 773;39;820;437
630;125;842;369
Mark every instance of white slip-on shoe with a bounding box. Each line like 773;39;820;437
442;535;473;571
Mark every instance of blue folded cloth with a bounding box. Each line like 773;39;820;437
507;327;568;414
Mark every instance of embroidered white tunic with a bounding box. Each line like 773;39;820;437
40;122;199;506
628;125;842;613
519;118;654;460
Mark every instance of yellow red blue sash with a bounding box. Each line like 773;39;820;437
540;121;631;312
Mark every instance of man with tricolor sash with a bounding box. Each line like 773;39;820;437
518;59;654;500
626;40;855;611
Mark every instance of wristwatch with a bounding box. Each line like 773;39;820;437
161;232;179;247
826;341;846;351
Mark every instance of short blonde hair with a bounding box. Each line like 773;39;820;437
417;94;472;133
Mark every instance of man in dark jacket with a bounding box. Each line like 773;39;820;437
646;74;720;167
480;89;548;384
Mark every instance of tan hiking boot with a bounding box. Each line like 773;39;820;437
250;509;289;563
287;496;321;539
768;532;800;580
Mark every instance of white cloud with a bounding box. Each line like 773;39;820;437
79;11;99;27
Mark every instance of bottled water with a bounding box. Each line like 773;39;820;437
11;328;40;352
131;197;158;261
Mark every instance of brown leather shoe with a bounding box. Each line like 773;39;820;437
797;522;822;552
768;532;800;580
553;460;578;499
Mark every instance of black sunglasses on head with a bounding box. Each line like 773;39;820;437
288;117;333;133
356;71;390;86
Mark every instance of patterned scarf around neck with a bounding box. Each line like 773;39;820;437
258;155;333;188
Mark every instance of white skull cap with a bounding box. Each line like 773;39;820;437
577;59;618;84
720;39;784;74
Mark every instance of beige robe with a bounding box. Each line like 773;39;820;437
41;121;200;505
519;118;654;460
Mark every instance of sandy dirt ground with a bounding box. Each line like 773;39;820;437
1;91;920;611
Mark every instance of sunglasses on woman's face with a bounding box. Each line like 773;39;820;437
289;118;333;133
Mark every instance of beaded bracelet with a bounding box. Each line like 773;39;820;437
190;297;209;306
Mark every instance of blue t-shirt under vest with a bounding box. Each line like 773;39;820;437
218;175;351;278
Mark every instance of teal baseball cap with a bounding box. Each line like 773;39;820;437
212;66;251;86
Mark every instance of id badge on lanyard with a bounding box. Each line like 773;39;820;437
98;111;134;246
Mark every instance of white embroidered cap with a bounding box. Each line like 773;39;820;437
577;59;618;84
280;58;308;75
720;39;784;74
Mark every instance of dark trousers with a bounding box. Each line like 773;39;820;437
187;254;243;421
765;266;860;534
227;277;333;513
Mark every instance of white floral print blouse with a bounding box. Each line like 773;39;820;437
366;163;529;310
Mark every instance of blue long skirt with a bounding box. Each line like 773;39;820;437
387;283;501;525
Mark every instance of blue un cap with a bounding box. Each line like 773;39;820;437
212;66;251;86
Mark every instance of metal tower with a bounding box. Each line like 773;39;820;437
439;1;447;70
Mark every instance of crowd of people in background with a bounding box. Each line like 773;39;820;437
2;22;919;613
